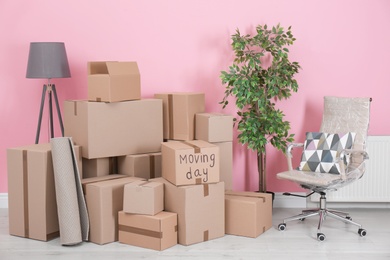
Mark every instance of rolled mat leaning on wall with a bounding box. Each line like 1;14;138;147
51;137;89;245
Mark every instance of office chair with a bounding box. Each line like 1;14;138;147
276;96;371;241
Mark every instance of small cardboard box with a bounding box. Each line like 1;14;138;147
213;142;233;190
82;157;117;178
154;92;205;140
84;176;144;245
64;99;163;159
117;152;161;179
195;113;234;142
225;191;273;238
162;140;219;186
118;211;177;251
88;61;140;102
7;143;81;241
150;178;225;246
123;180;164;215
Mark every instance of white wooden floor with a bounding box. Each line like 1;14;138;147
1;207;389;260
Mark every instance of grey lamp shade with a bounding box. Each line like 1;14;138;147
26;42;71;79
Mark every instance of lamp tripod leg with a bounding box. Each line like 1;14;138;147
51;84;64;137
35;85;47;144
48;88;54;139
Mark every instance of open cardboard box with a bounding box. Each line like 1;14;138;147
88;61;140;102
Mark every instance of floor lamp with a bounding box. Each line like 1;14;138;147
26;42;71;144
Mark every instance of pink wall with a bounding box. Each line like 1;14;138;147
1;0;390;193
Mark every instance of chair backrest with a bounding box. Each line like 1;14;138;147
320;96;371;166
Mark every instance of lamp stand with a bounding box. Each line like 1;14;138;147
35;84;64;144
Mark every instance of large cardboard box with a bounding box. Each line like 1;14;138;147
84;176;144;245
64;99;163;159
117;152;161;179
195;113;234;142
88;61;140;102
82;157;117;178
123;180;164;215
225;191;272;238
118;211;177;251
162;140;219;186
154;92;205;140
213;142;233;190
7;143;81;241
150;178;225;246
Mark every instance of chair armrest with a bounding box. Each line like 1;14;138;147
286;143;304;171
337;149;369;179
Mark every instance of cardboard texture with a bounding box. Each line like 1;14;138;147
64;99;163;159
154;92;205;140
81;174;128;194
225;191;273;238
117;152;161;179
84;176;144;245
150;178;225;246
123;180;164;215
7;143;81;241
118;211;178;251
82;157;117;178
88;61;141;102
195;113;234;142
213;142;233;190
162;140;219;186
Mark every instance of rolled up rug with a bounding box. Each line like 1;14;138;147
51;137;89;245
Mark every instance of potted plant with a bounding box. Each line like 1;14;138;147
220;24;301;193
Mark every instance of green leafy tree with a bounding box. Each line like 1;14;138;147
220;24;301;192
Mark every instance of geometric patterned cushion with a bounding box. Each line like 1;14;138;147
298;132;356;175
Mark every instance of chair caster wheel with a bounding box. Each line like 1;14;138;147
299;218;305;221
317;233;326;241
346;216;352;221
278;223;286;231
358;228;367;237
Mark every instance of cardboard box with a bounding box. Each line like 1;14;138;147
213;142;233;190
81;174;128;194
123;180;164;215
117;152;161;179
154;92;205;140
225;191;273;238
162;140;219;186
118;211;177;251
82;157;117;178
150;178;225;246
64;99;163;159
7;143;81;241
88;61;140;102
195;113;234;142
84;176;144;245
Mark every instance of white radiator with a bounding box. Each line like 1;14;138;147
312;135;390;202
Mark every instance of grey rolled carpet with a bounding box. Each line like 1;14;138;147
51;137;89;245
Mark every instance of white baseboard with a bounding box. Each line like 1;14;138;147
0;193;8;208
273;192;307;208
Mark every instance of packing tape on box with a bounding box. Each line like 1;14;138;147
203;230;209;241
168;94;174;139
51;137;89;245
149;154;155;179
182;141;201;153
119;224;163;239
22;150;29;238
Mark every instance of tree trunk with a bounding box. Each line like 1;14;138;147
257;151;266;192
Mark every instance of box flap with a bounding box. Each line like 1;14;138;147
88;61;110;75
106;61;139;75
225;191;271;202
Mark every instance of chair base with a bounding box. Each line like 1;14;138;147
278;192;367;241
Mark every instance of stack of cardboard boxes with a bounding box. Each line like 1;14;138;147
6;60;273;251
